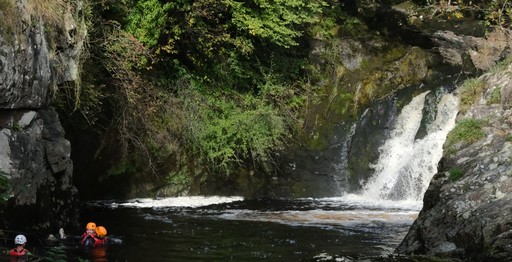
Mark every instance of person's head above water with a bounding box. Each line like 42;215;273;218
10;234;29;257
86;222;97;235
96;226;107;237
14;235;26;246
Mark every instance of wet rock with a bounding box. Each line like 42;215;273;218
396;63;512;260
1;108;79;231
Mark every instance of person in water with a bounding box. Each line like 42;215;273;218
9;234;30;258
95;226;108;244
80;222;108;247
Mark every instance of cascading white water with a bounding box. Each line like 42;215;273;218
358;91;459;202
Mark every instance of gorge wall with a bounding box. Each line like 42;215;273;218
0;0;85;231
342;4;512;261
378;4;512;261
396;56;512;261
280;3;512;260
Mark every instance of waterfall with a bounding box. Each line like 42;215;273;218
357;91;459;202
332;122;357;195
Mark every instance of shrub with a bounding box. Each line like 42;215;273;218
0;0;16;37
103;29;150;69
484;0;512;29
446;118;486;147
489;55;512;73
42;246;67;262
182;87;287;175
125;0;171;49
449;167;464;181
458;78;486;113
488;87;501;105
166;169;192;187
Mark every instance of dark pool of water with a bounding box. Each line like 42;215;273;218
11;197;416;261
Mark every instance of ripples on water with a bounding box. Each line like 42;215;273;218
70;196;420;261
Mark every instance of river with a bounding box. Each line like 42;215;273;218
74;196;419;261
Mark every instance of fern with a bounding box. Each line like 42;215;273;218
42;247;68;262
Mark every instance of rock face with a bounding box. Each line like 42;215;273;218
282;3;512;199
389;2;512;72
0;0;85;231
396;62;512;260
432;29;512;71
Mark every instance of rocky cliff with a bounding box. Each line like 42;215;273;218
0;0;85;231
396;38;512;261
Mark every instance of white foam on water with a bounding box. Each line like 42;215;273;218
210;196;421;228
217;208;418;227
316;195;422;211
114;196;244;208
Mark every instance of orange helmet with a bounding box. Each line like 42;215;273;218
86;222;96;230
96;226;107;237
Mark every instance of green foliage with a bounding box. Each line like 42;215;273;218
484;0;512;29
308;0;359;39
125;0;171;49
448;166;464;181
446;118;486;147
11;122;21;132
339;16;365;37
182;86;287;175
166;169;192;187
106;157;136;177
42;247;67;262
53;0;95;126
411;0;512;31
309;13;338;40
458;78;485;113
103;27;151;69
61;0;340;183
119;0;325;89
0;0;16;36
0;0;12;10
488;86;501;105
226;0;325;47
506;134;512;142
259;72;308;114
490;55;512;73
63;83;104;127
0;171;10;205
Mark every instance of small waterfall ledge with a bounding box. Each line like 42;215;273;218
343;90;459;207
